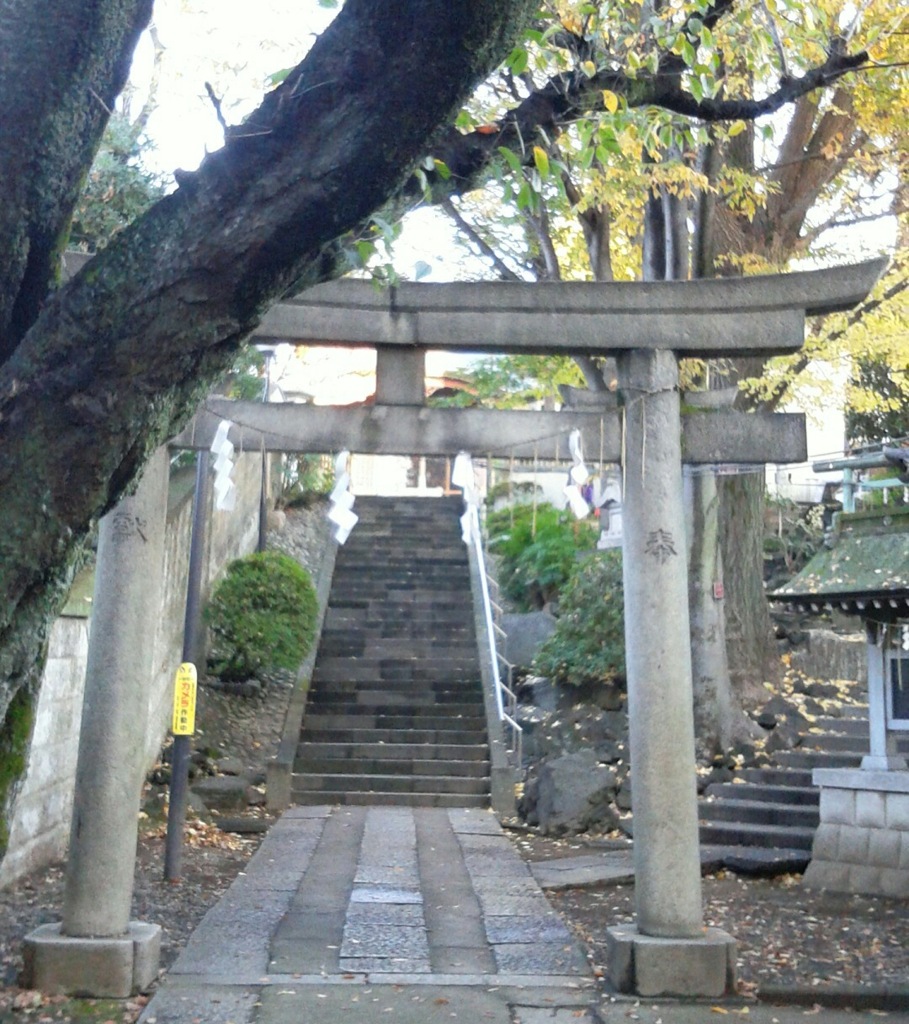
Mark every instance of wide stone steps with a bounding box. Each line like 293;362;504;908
773;749;863;770
707;782;819;806
302;713;485;734
292;771;488;796
303;726;486;746
293;494;490;808
737;766;813;787
297;741;490;762
310;678;481;695
699;819;817;851
295;756;490;778
291;789;489;808
312;660;480;684
307;706;484;723
697;797;819;829
315;639;478;658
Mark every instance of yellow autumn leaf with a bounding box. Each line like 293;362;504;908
602;89;619;113
533;145;550;178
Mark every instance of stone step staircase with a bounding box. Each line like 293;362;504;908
292;494;490;807
699;703;882;866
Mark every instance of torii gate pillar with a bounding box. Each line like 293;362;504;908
606;350;735;995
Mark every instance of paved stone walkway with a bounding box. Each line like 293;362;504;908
140;806;594;1024
139;805;909;1024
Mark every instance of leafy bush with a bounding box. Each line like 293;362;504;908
534;549;625;687
763;499;826;587
487;502;599;610
279;454;335;508
204;551;319;682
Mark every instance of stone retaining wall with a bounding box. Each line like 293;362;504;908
0;454;263;887
790;628;866;685
804;768;909;898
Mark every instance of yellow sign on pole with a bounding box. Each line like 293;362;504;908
172;663;197;736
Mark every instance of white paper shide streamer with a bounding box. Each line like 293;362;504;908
211;419;237;512
328;450;358;543
452;452;477;545
563;429;590;519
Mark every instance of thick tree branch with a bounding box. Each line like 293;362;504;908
419;45;870;200
0;0;154;358
0;0;536;711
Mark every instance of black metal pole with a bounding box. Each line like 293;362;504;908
258;447;268;552
164;451;211;881
257;351;273;553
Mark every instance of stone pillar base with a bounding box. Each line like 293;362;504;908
606;924;736;998
22;921;160;997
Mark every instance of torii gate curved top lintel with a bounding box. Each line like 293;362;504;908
253;258;886;356
172;257;886;468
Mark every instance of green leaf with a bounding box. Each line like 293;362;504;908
507;45;529;74
498;146;524;174
267;67;293;87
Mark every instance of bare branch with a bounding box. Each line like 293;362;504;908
440;197;526;281
205;81;230;140
757;0;790;80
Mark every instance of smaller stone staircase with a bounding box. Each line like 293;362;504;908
699;703;881;866
292;495;491;807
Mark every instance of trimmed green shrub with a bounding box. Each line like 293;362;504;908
204;551;319;682
534;549;625;687
487;502;599;610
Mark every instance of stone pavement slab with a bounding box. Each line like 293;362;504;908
139;806;596;1024
140;804;909;1024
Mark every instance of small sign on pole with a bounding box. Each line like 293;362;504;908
171;663;197;736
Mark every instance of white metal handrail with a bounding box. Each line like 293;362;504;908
465;502;523;765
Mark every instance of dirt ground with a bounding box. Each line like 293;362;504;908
511;831;909;996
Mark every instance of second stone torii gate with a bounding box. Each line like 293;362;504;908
175;257;885;997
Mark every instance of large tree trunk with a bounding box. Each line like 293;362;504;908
718;470;780;705
0;0;536;818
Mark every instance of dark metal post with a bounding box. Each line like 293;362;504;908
164;451;211;881
257;349;273;552
258;446;269;552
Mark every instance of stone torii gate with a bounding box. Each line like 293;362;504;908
171;258;884;997
31;258;883;999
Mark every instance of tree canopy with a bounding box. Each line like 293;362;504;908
0;0;888;770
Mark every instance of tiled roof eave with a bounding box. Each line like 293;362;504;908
771;589;909;619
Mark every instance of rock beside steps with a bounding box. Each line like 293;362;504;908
292;495;491;808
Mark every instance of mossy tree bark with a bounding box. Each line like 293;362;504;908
0;0;536;779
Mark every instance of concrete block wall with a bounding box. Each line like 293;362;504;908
804;768;909;898
0;618;90;887
146;453;261;766
0;452;263;888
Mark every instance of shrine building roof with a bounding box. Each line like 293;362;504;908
771;506;909;619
